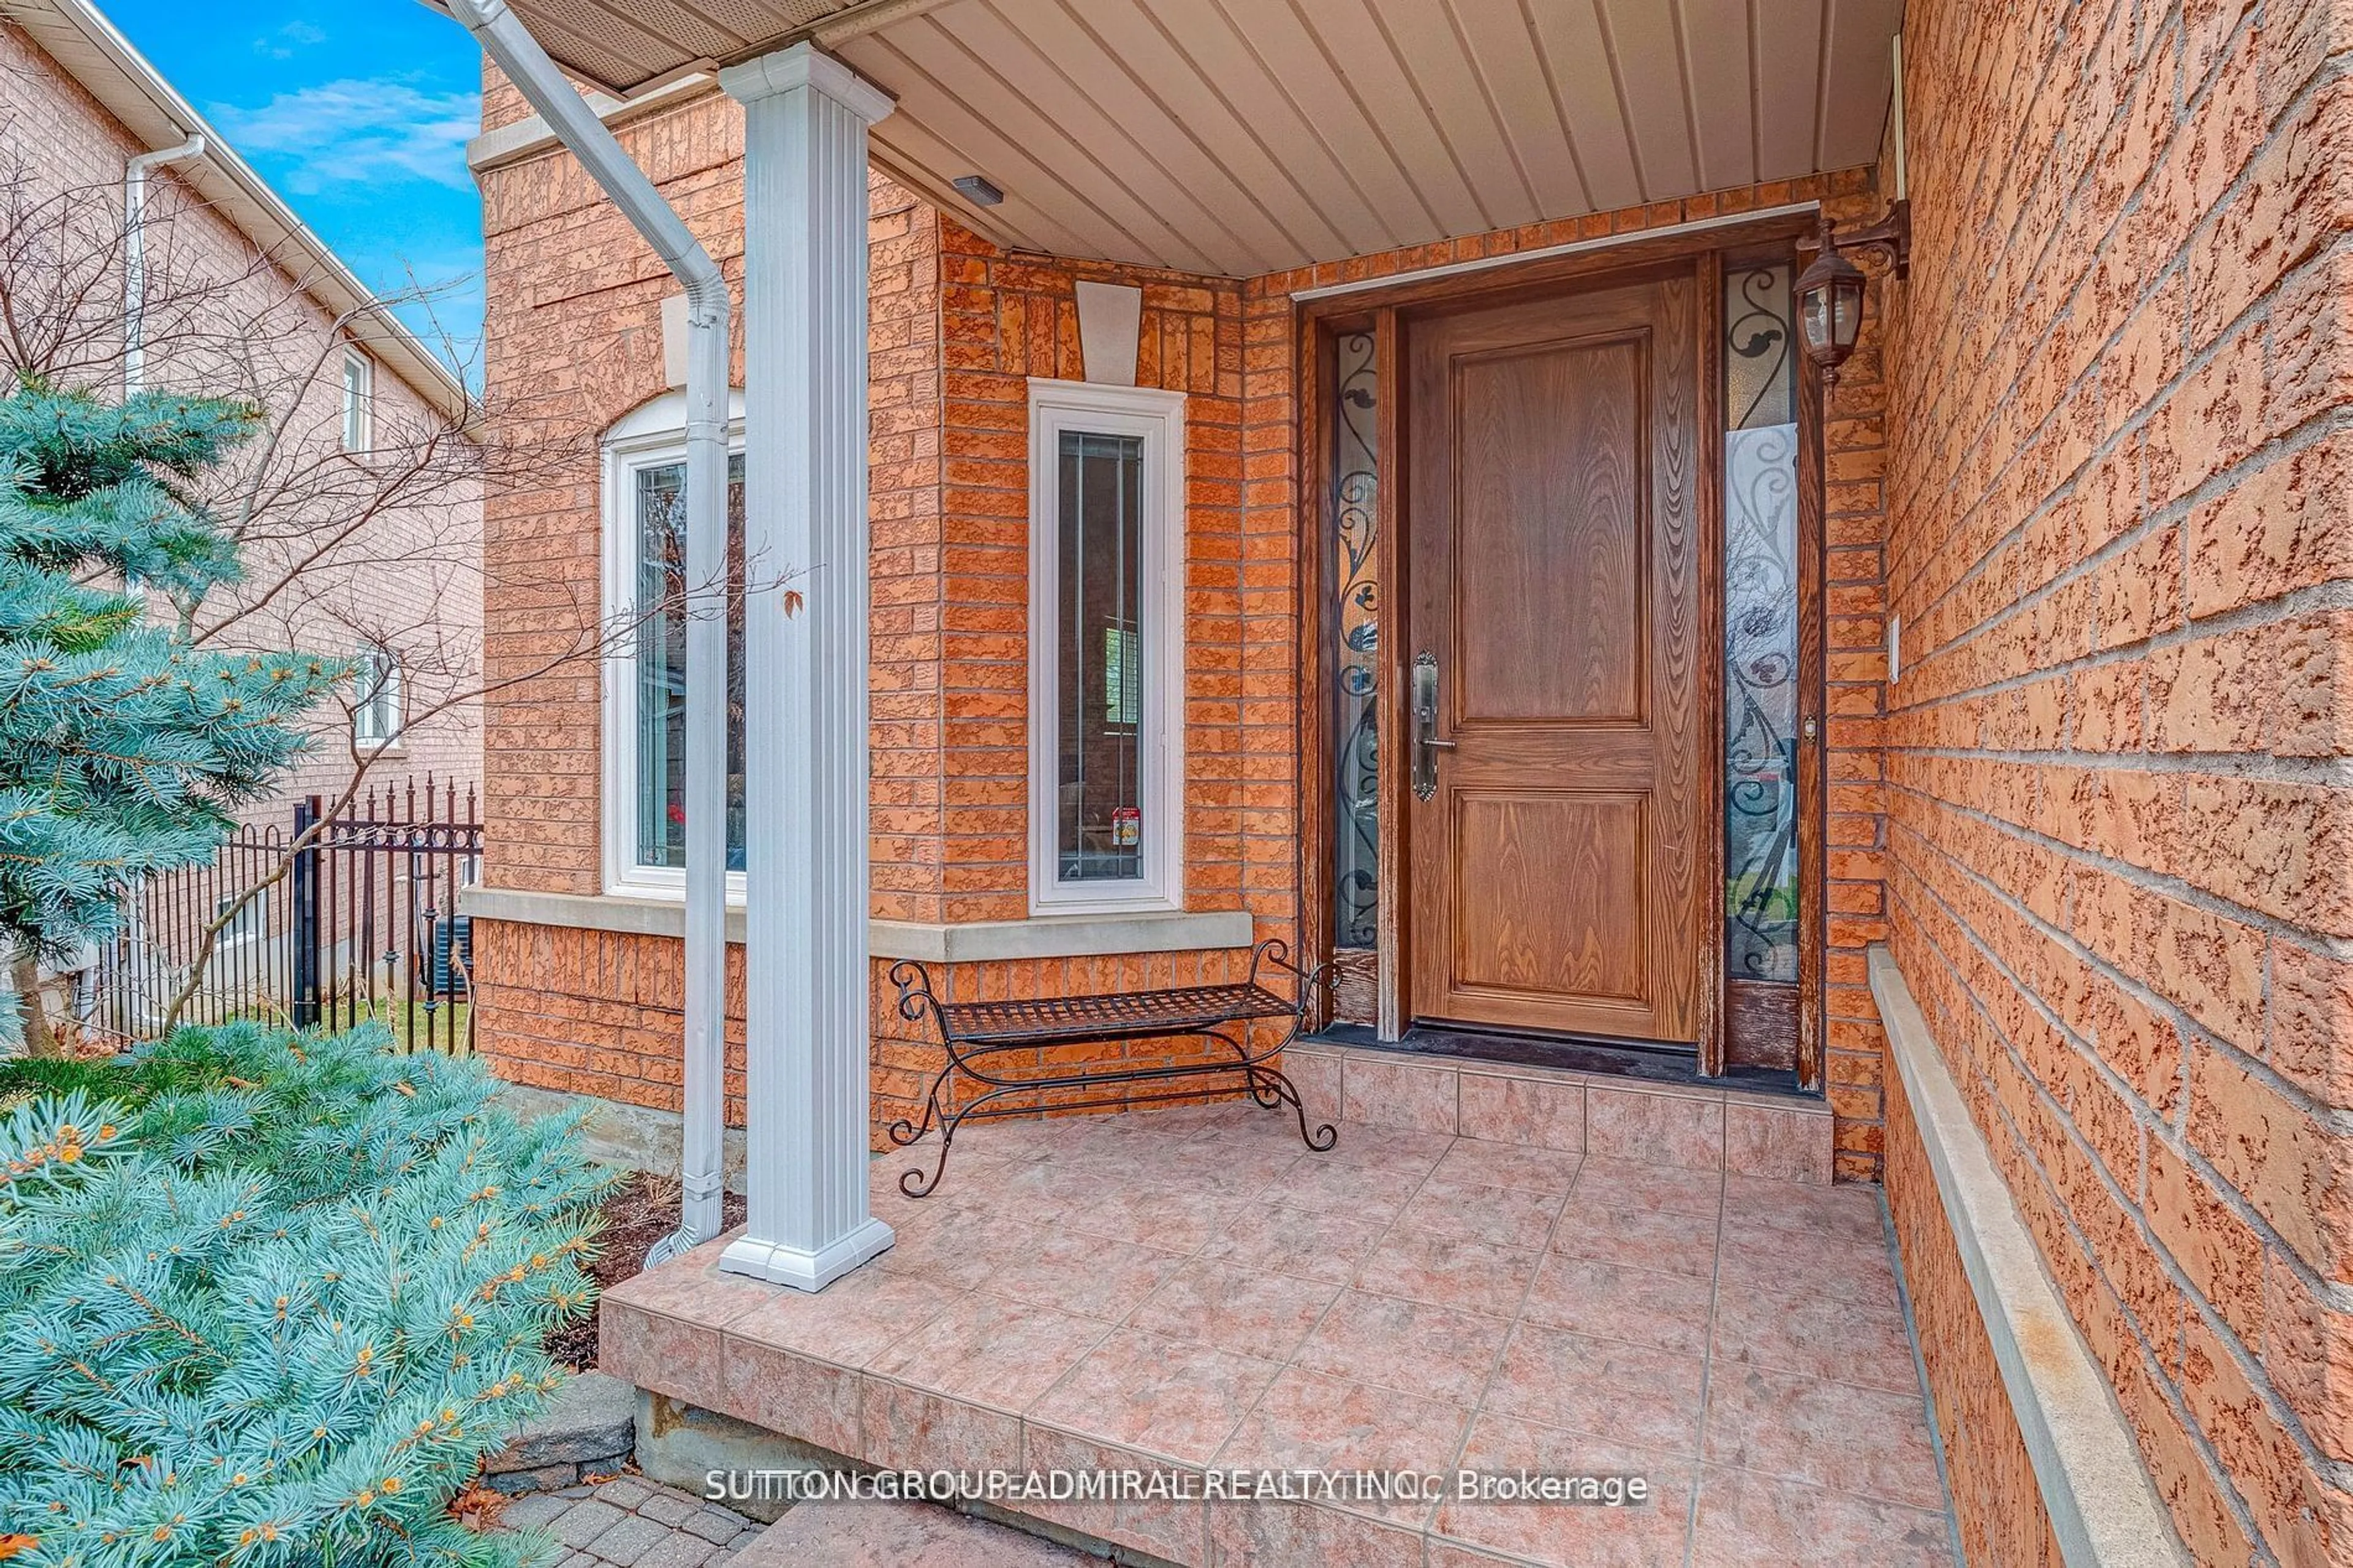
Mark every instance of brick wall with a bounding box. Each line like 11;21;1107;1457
474;919;748;1125
473;74;1288;1125
474;82;746;1113
868;190;945;923
860;221;1287;1133
885;222;1256;925
1823;204;1901;1184
476;85;751;892
1881;0;2353;1557
1885;1072;2065;1565
471;79;1899;1168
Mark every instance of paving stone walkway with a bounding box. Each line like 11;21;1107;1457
489;1477;1089;1567
491;1477;762;1568
739;1499;1096;1566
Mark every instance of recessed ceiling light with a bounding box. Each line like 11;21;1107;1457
952;174;1004;207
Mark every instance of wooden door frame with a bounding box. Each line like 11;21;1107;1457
1294;212;1825;1086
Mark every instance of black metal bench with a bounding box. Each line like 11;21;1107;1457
885;938;1339;1196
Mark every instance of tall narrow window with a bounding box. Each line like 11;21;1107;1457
1028;380;1185;914
352;644;401;747
1058;431;1143;882
1722;263;1802;985
632;453;747;875
341;349;373;452
599;390;750;897
1328;330;1379;950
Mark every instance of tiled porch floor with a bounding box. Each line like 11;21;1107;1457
602;1105;1958;1567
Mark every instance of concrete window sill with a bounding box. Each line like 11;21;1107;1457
457;885;1252;961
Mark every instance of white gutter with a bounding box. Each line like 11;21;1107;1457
443;0;730;1263
122;133;203;394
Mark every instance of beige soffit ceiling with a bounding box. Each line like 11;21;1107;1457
2;0;471;415
471;0;1905;278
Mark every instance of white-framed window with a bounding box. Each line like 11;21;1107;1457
353;644;401;748
600;390;748;900
1027;378;1186;915
216;887;269;947
341;348;373;452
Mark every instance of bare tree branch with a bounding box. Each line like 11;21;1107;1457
0;147;613;1048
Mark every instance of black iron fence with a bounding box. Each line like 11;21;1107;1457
91;777;482;1053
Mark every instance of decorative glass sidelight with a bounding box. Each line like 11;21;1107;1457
1723;264;1803;983
1330;330;1381;950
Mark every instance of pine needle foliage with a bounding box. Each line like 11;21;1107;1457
0;1022;621;1567
0;379;344;974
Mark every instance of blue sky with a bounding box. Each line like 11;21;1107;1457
102;0;486;376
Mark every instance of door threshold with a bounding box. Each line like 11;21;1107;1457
1306;1021;1811;1100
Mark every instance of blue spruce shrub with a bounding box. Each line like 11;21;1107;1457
0;1023;620;1566
0;379;344;1044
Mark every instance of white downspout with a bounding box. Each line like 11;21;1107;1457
123;134;205;394
445;0;731;1263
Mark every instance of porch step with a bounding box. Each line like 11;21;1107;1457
1286;1039;1837;1183
737;1499;1097;1567
608;1115;1951;1567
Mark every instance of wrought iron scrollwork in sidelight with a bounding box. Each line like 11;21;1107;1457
1725;264;1795;429
1722;265;1802;983
1330;331;1380;950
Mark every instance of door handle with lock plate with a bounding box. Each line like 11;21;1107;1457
1412;651;1453;800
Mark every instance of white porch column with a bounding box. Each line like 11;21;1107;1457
717;44;895;1291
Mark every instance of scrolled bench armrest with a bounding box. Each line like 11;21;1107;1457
889;958;943;1026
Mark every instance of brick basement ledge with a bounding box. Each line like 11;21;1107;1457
458;886;1252;960
1868;946;2186;1568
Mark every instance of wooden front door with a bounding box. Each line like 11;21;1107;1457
1404;271;1708;1045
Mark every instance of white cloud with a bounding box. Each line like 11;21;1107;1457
254;21;328;59
209;80;480;193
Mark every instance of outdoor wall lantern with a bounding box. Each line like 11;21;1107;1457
1795;203;1910;384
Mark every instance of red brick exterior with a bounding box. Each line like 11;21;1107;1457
474;94;748;895
1885;1072;2065;1565
474;920;748;1127
1819;203;1902;1184
863;219;1294;1127
876;227;1256;926
472;10;2353;1545
1881;0;2353;1558
470;77;1895;1162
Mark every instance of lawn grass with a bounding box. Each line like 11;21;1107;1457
1;1001;471;1109
345;997;472;1055
183;994;472;1055
0;1053;127;1103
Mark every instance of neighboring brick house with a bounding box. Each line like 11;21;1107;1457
0;0;482;807
454;0;2351;1561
